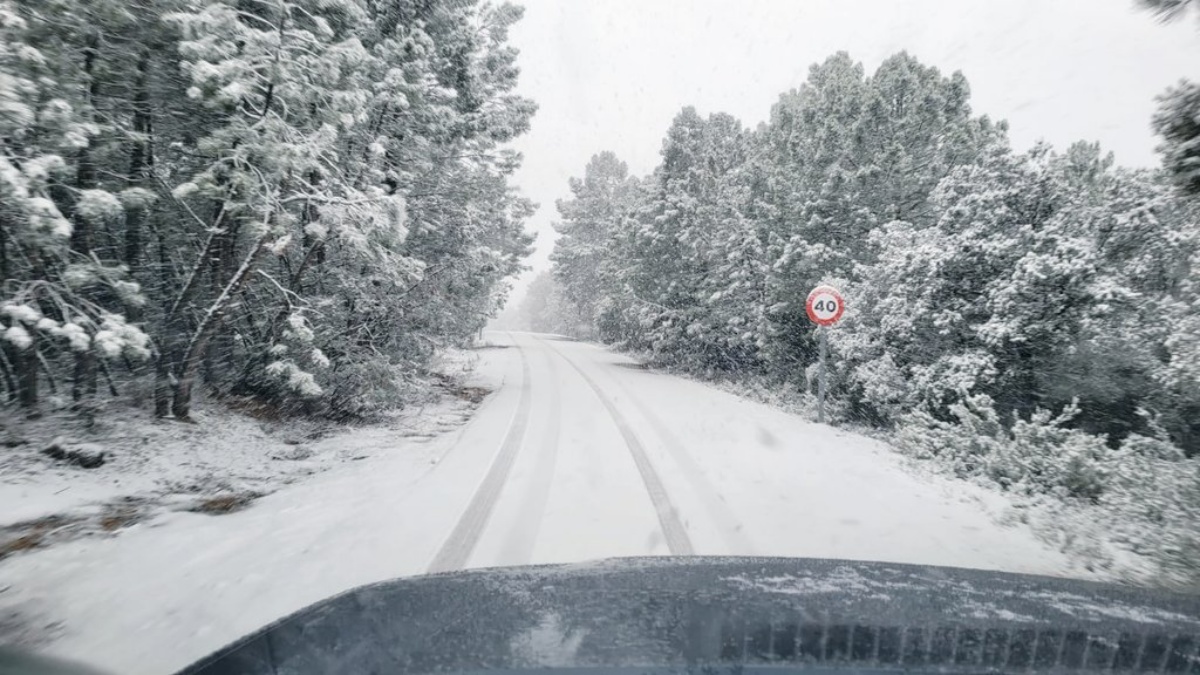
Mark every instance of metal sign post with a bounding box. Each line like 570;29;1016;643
818;325;828;424
805;285;845;425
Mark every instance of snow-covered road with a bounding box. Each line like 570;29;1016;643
453;332;1071;571
1;332;1084;674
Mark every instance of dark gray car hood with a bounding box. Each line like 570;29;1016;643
177;557;1200;674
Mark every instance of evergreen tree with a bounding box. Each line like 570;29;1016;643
550;151;637;337
0;0;537;420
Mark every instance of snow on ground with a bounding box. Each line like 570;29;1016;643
616;346;1164;584
531;335;1087;579
0;348;496;671
0;348;480;530
2;407;336;529
0;334;1108;675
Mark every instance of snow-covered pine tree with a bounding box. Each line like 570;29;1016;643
606;108;759;370
755;52;996;387
550;151;638;338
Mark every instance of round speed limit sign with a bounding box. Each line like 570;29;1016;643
806;285;845;326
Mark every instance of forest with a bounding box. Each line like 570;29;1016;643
535;45;1200;582
5;0;1200;585
0;0;534;421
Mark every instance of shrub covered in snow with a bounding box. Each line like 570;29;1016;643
897;395;1108;499
896;393;1200;585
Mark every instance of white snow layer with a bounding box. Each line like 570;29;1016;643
0;333;1091;674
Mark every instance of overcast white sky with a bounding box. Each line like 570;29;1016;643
502;0;1200;300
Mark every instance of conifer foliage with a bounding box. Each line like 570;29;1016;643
0;0;535;419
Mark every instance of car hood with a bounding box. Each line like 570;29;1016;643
177;557;1200;674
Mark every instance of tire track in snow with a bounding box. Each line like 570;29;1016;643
608;374;756;555
496;341;562;566
536;336;694;556
427;334;532;573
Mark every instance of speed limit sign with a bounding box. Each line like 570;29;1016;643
806;285;844;425
806;285;845;326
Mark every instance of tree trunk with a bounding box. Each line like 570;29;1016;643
205;216;243;382
16;336;39;414
0;344;16;402
0;216;8;284
37;349;58;395
72;349;97;401
153;218;175;418
99;359;119;397
124;48;154;324
153;207;226;417
124;205;144;275
69;34;101;402
71;35;100;257
172;231;274;420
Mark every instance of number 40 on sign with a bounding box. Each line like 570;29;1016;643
805;285;844;424
805;285;844;326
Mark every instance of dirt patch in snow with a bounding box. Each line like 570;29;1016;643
1;497;165;561
454;386;491;404
188;492;260;515
0;516;83;561
430;372;492;404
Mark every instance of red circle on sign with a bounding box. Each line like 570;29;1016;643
806;285;845;326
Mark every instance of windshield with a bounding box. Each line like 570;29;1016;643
1;1;1199;674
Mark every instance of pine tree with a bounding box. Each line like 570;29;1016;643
607;108;758;370
550;151;638;336
755;52;998;386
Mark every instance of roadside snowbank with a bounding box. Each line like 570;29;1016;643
0;349;493;670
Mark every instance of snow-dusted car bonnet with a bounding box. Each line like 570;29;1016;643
175;557;1200;675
